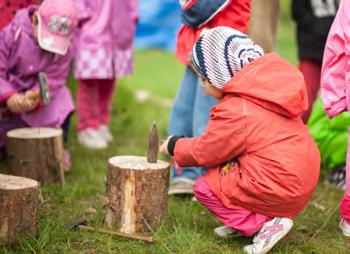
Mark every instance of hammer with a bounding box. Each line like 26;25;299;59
26;72;50;106
67;220;155;243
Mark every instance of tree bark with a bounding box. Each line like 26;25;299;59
0;174;39;245
104;156;170;234
6;127;64;184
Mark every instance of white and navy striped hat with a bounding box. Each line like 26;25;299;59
191;26;264;89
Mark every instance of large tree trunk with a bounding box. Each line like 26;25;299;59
0;174;39;245
6;127;64;184
104;156;170;234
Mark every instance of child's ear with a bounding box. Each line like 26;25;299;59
187;53;192;63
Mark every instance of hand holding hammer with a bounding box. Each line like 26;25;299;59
26;72;50;106
6;72;50;114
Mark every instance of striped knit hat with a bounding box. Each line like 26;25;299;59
191;26;264;89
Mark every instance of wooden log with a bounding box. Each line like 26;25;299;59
0;174;39;245
6;127;64;184
104;156;170;234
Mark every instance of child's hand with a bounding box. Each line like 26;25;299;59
6;93;26;114
159;137;171;156
23;90;40;112
6;92;40;114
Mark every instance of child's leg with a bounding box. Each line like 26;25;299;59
299;60;321;123
340;194;350;224
341;133;350;223
77;79;100;131
191;82;218;178
346;129;350;196
61;113;72;144
168;67;198;181
194;176;272;236
61;114;72;172
98;79;115;126
168;67;197;137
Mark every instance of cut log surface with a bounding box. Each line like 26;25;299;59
0;174;39;245
6;127;64;184
104;156;170;234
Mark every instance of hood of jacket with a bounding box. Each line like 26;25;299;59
11;6;38;38
222;52;308;118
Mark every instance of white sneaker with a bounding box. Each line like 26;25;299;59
98;125;113;143
168;178;195;195
243;217;293;254
78;128;108;149
339;218;350;237
214;225;243;238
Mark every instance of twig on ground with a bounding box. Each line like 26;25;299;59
307;203;340;246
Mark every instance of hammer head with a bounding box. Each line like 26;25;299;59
38;72;50;106
67;219;88;231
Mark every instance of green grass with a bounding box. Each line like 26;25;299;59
1;5;350;253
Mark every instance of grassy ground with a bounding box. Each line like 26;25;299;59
1;4;350;254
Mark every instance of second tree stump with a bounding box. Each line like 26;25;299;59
6;127;64;184
0;174;39;245
104;156;170;234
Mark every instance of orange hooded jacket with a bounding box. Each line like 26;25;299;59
174;53;320;219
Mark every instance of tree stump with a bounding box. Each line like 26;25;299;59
6;127;64;184
0;174;39;245
104;156;170;234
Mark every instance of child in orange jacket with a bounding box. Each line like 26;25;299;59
168;0;251;195
161;27;320;254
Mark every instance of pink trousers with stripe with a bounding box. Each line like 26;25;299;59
194;176;272;236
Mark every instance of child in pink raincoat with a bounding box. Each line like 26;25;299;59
321;0;350;237
74;0;138;149
0;0;77;169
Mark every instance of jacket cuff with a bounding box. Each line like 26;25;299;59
1;91;16;103
167;135;183;156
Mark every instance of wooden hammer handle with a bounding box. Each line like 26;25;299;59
79;225;155;243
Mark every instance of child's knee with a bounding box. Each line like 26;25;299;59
193;176;210;199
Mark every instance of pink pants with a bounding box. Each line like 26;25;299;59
194;177;272;236
299;60;321;123
340;194;350;224
77;79;115;131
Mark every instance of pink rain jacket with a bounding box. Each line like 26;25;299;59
73;0;138;79
0;7;74;147
321;0;350;118
321;0;350;196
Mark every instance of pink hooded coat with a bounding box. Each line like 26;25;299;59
0;7;74;148
321;0;350;219
73;0;138;80
321;0;350;119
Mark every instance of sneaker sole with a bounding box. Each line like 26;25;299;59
259;222;293;254
339;221;350;237
78;140;108;150
168;189;194;195
244;220;293;254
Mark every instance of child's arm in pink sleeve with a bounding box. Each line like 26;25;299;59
321;0;350;118
0;24;17;103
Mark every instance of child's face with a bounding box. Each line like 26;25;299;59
200;79;223;100
191;65;223;100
